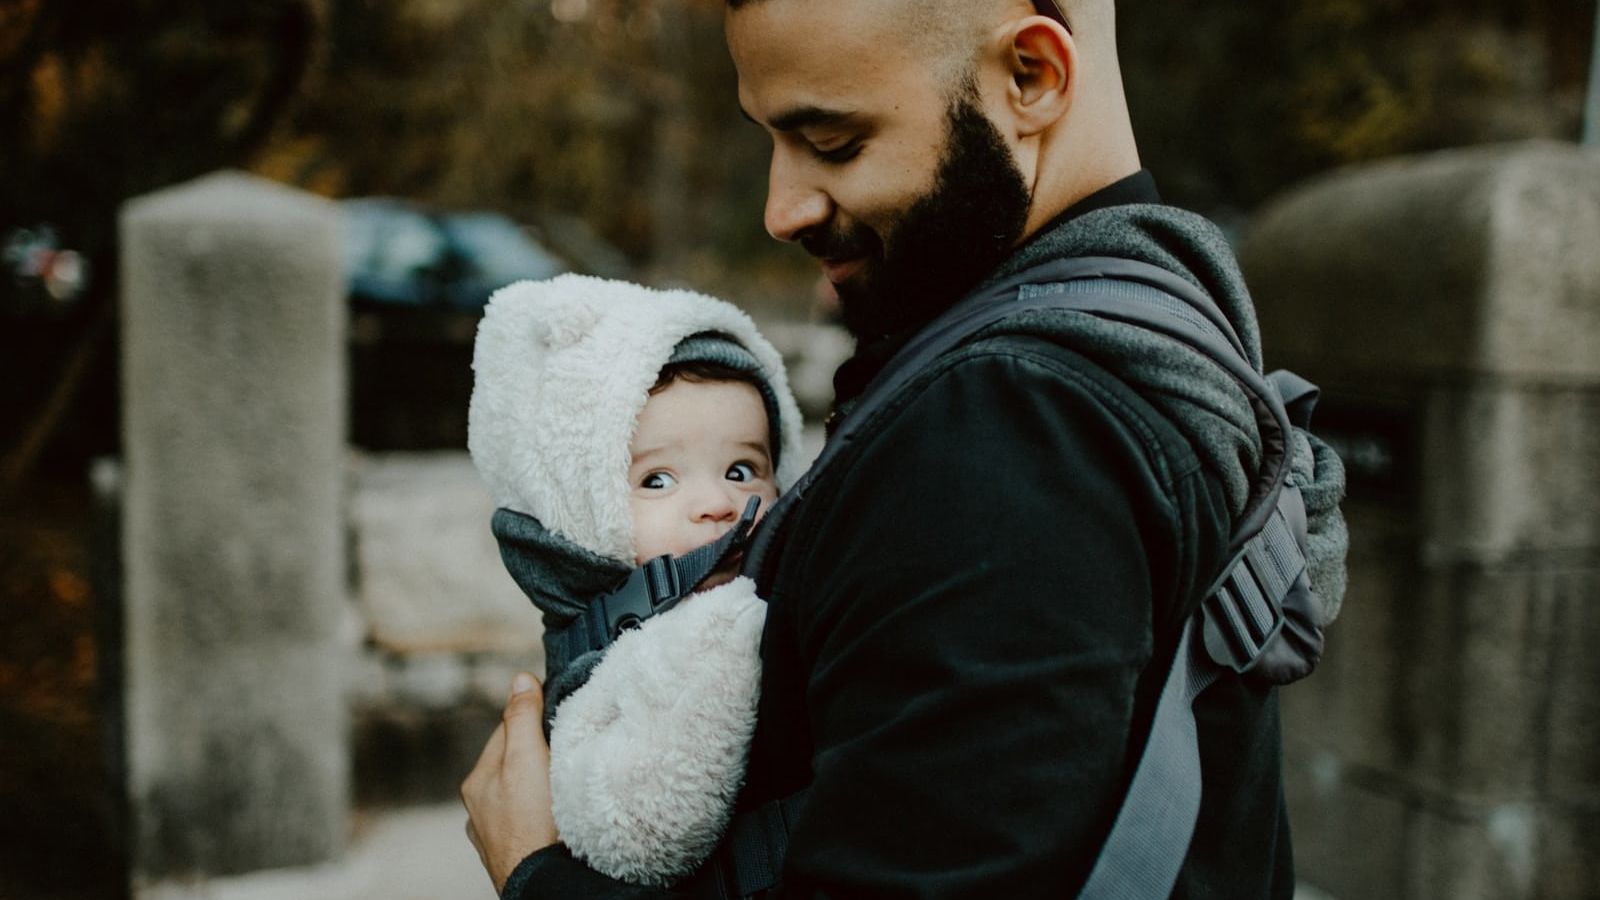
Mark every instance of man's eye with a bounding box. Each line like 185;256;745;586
641;472;678;490
726;462;757;483
816;141;862;164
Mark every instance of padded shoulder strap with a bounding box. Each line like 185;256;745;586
720;257;1312;900
745;256;1268;578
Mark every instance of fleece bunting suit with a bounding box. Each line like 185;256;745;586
468;275;806;886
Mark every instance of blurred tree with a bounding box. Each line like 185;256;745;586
266;0;804;302
266;0;1596;282
4;0;1596;479
0;0;321;493
1121;0;1596;214
1;8;325;893
1;0;320;258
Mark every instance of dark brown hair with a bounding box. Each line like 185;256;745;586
650;359;767;395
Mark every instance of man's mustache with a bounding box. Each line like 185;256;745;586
800;224;880;262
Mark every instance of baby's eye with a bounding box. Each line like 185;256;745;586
725;462;758;483
640;471;678;490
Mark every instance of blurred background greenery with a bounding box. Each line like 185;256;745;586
4;0;1595;477
5;0;1595;292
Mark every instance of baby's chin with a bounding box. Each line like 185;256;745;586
696;569;737;592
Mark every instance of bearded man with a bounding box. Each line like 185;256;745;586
463;1;1343;897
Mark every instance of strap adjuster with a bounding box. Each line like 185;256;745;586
598;555;680;639
560;496;764;665
1200;506;1304;673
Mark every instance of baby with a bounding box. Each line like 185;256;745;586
467;275;805;886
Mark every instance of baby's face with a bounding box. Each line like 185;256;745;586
627;378;778;564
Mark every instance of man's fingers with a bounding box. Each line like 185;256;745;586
505;672;542;707
459;672;560;891
462;674;541;805
501;672;548;769
468;720;508;780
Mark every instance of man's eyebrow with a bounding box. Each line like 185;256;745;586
740;104;857;133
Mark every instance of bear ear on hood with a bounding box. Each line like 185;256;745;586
530;288;605;350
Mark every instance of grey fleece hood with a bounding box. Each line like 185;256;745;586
981;202;1349;622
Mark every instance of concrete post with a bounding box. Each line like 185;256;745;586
1240;141;1600;900
1585;5;1600;147
119;171;348;881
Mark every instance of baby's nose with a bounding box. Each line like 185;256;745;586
692;488;740;523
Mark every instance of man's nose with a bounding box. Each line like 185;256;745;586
764;153;831;243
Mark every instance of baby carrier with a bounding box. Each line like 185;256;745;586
696;256;1337;899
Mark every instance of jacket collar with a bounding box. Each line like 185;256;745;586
999;171;1160;278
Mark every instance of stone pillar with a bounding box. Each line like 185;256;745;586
119;171;347;881
1240;141;1600;900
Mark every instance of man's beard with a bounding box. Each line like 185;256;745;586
805;89;1033;340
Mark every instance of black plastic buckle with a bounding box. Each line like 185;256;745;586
570;497;761;656
598;554;680;640
1200;546;1288;674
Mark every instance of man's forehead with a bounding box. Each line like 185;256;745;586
727;0;939;125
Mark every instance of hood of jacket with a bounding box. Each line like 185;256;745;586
989;203;1265;513
468;274;806;627
980;201;1348;621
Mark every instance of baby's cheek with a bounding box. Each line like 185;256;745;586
756;483;780;515
630;507;671;563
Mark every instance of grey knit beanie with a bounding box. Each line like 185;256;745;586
664;331;787;471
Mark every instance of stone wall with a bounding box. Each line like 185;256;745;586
1240;141;1600;900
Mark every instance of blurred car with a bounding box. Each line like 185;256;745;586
3;225;91;315
343;198;565;308
341;198;638;451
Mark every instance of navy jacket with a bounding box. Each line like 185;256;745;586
506;179;1297;899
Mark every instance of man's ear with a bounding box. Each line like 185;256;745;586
1004;18;1075;137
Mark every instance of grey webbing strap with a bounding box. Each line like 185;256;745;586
1081;497;1308;900
1267;370;1319;429
550;496;762;675
1077;618;1217;900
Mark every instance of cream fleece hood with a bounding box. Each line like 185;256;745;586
468;275;797;887
468;273;805;565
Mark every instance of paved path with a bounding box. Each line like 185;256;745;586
137;805;494;900
134;800;1340;900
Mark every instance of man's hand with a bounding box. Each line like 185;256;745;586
462;672;561;894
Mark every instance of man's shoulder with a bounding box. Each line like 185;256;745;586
877;327;1205;484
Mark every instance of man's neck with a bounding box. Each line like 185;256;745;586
1023;158;1143;238
1016;169;1159;252
1021;92;1143;237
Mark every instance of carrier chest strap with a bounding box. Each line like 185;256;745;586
546;496;761;682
